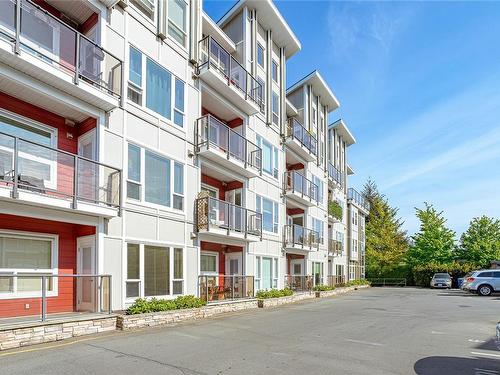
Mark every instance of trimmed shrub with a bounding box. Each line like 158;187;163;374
126;295;206;315
256;288;293;299
313;284;334;292
345;279;371;287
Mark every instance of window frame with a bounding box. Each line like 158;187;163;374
272;60;278;83
255;255;278;291
257;43;265;68
167;0;188;48
256;195;279;234
272;91;280;126
256;135;278;179
200;251;219;276
130;0;157;23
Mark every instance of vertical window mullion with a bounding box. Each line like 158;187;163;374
139;244;145;298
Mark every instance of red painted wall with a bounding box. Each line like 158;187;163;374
286;254;304;275
0;214;95;318
201;174;243;201
201;241;243;285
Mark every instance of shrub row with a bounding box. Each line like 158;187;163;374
345;279;371;287
126;295;206;315
255;288;293;299
313;284;335;291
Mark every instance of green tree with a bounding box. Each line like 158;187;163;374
407;203;455;267
362;179;409;278
456;216;500;267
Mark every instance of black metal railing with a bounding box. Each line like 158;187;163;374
198;35;263;109
0;0;122;98
284;171;319;203
285;118;317;157
328;162;343;187
195;196;262;238
0;274;112;322
198;275;254;303
367;278;406;287
347;188;370;211
328;239;343;256
284;275;313;292
195;114;262;172
0;131;121;210
283;224;320;250
326;275;346;287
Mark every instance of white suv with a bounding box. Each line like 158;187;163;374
463;270;500;296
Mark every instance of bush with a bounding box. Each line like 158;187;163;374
256;288;293;299
411;262;477;287
313;284;334;292
328;200;343;221
126;295;206;315
345;279;371;287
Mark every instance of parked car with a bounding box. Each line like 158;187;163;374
460;272;474;290
463;269;500;296
430;273;452;289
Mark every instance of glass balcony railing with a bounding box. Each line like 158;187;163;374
195;196;262;238
284;171;319;202
195;114;262;172
328;239;343;256
285;118;318;157
198;275;254;303
198;35;263;110
0;0;122;98
283;224;320;250
0;131;121;210
347;188;370;211
328;162;343;187
326;275;346;287
284;275;314;292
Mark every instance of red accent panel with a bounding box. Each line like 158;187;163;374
226;181;243;191
287;163;304;171
80;13;99;34
201;241;243;285
287;208;304;216
77;117;97;137
226;118;243;129
0;214;95;318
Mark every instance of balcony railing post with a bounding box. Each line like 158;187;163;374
227;54;231;86
244;139;248;169
232;275;235;300
226;126;230;160
73;156;79;209
74;35;80;85
41;275;47;322
14;0;21;54
12;137;19;198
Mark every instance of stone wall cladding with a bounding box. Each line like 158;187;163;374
0;317;117;351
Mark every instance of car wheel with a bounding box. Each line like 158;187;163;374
478;285;493;296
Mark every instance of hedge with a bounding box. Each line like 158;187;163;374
126;295;206;315
256;288;293;299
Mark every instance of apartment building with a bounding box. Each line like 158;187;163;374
0;0;367;321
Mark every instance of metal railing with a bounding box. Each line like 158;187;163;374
198;35;263;109
347;188;370;211
195;196;262;238
0;0;122;98
284;171;319;203
328;162;343;187
284;275;313;292
0;131;121;210
327;275;346;287
367;278;407;287
283;224;320;250
198;275;254;303
285;118;317;157
328;239;343;256
195;114;262;172
0;274;112;322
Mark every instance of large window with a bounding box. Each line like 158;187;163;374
256;195;278;233
126;144;184;210
200;252;218;275
255;256;278;290
127;47;185;127
131;0;156;20
312;175;324;203
257;43;265;68
272;60;278;82
311;217;324;244
168;0;187;47
256;135;278;179
125;243;184;299
272;92;279;125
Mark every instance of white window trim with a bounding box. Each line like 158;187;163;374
167;0;188;49
256;135;279;179
200;251;219;276
0;230;59;300
255;255;278;291
256;195;279;234
129;0;157;25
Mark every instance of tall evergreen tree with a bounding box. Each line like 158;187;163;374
362;179;409;278
457;216;500;267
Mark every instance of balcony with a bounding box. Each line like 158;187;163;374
198;36;262;116
328;239;343;257
198;275;254;303
195;115;262;178
195;195;262;242
283;224;320;251
326;275;346;287
0;131;121;217
284;118;317;162
284;275;313;292
328;162;343;188
283;171;319;207
347;188;370;213
0;0;122;111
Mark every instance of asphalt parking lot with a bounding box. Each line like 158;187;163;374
1;287;499;375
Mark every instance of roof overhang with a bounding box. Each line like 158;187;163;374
347;164;355;175
286;98;298;117
330;119;356;146
218;0;301;59
287;70;340;111
203;12;236;53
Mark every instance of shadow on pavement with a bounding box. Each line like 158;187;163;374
474;338;500;352
414;356;500;375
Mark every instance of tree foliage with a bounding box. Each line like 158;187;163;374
456;216;500;267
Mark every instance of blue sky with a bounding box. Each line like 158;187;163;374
203;1;500;236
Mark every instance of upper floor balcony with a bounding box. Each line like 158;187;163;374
284;118;317;162
347;188;370;213
283;224;320;252
328;239;343;257
195;195;262;242
195;115;262;178
0;131;121;217
0;0;122;111
283;170;319;207
328;162;343;189
198;36;262;116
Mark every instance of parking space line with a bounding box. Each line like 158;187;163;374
471;351;500;358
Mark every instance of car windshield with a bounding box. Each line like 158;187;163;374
434;274;450;278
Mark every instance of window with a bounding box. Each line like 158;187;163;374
257;77;265;105
256;195;279;233
478;272;493;278
168;0;187;47
255;256;278;290
256;135;278;178
272;60;278;82
0;232;57;298
128;47;184;127
272;92;280;125
312;175;323;203
312;218;324;244
131;0;155;20
257;43;264;68
127;144;184;210
200;252;218;275
125;243;184;299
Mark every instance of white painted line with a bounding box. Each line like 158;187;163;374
471;351;500;358
469;339;486;343
345;339;383;347
431;331;445;335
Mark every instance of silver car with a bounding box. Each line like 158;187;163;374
463;269;500;296
430;273;452;289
